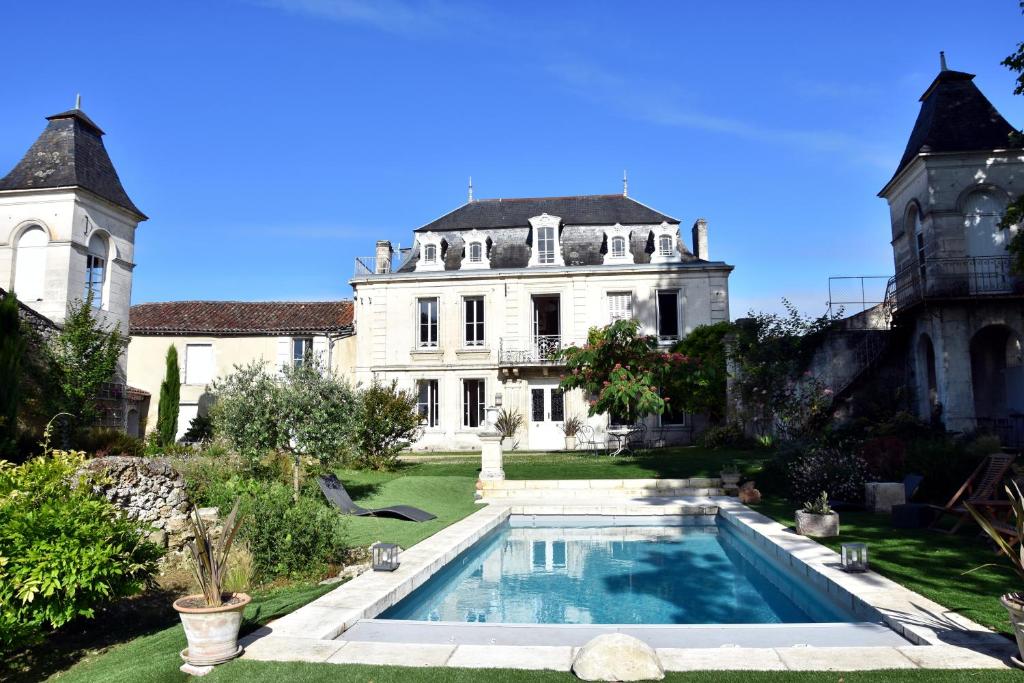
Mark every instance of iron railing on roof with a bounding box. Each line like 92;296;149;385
886;255;1018;315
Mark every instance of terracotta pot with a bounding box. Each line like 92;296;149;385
565;436;577;450
1001;593;1024;663
795;510;839;538
174;592;251;666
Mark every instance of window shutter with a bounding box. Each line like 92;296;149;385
313;337;329;374
277;337;291;376
609;293;632;321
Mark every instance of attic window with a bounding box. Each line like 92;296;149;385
538;227;556;264
460;229;491;270
469;242;482;263
424;244;437;263
650;222;681;264
415;231;445;272
658;234;673;257
611;236;627;258
602;224;634;265
527;214;565;267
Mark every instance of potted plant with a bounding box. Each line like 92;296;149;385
720;462;741;489
494;408;524;450
795;491;839;538
559;416;584;450
174;500;249;667
966;482;1024;663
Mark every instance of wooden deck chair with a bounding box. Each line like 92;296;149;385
929;453;1016;534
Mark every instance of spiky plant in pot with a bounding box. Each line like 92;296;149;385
173;500;250;666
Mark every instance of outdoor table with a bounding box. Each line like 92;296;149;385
607;427;636;456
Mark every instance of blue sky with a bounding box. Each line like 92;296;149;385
2;1;1022;316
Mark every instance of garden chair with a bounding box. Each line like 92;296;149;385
577;425;606;455
627;423;647;451
928;453;1016;534
317;474;437;522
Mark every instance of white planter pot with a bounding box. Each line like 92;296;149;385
794;510;839;538
720;472;741;488
174;592;251;666
1002;593;1024;663
564;436;577;450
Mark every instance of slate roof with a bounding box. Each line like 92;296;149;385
887;69;1020;186
414;195;677;232
0;108;145;218
130;301;354;336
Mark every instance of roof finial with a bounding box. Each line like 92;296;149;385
75;93;81;110
622;169;628;197
939;51;947;72
468;176;474;203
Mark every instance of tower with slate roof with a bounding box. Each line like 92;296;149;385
0;102;146;338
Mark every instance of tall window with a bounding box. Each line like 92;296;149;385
184;344;214;385
84;234;107;308
417;379;439;427
658;234;674;257
464;296;485;347
292;337;313;367
424;244;437;263
608;292;633;322
657;290;680;339
537;226;556;264
610;236;627;258
910;205;926;282
13;226;47;301
468;242;483;263
463;379;486;427
418;297;439;348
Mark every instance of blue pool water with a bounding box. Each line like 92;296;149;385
380;517;852;625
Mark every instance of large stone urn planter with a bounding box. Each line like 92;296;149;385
564;435;577;451
174;593;251;666
1001;593;1024;665
794;510;839;538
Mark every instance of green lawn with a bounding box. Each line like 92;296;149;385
753;500;1019;637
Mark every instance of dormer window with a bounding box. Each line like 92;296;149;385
527;214;565;267
602;224;634;265
460;229;491;270
650;222;682;264
414;231;445;272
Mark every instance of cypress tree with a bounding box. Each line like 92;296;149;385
0;291;25;459
156;345;180;446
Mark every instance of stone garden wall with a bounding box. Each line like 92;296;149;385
79;456;191;551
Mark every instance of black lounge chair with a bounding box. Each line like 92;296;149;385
317;474;437;522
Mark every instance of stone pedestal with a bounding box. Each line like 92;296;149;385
865;482;906;514
479;432;505;482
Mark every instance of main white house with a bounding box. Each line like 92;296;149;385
350;192;733;451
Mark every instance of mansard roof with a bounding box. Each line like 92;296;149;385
130;300;354;336
886;68;1020;188
414;194;677;232
0;108;145;219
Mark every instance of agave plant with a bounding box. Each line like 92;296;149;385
186;499;243;607
965;481;1024;581
559;416;585;437
494;408;524;440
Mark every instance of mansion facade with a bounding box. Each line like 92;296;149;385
350;194;733;450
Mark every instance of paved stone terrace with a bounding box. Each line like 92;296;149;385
240;482;1018;671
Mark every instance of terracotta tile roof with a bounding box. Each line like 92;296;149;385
130;300;354;336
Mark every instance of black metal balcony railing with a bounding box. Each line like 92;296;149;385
977;416;1024;449
499;335;577;364
886;256;1018;314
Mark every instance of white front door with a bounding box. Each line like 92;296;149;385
528;379;565;450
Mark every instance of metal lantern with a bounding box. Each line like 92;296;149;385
372;542;400;572
841;542;869;573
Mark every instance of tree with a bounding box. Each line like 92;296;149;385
1000;6;1024;274
557;319;696;423
46;294;126;429
352;379;421;471
156;345;180;446
670;321;731;424
0;292;25;459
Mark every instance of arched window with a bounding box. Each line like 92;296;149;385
13;226;47;301
610;236;626;258
423;244;437;263
963;190;1007;258
907;204;925;281
658;234;673;257
85;234;107;308
468;242;483;263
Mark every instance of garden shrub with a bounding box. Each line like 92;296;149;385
352;379;420;471
0;451;163;653
78;427;145;457
767;439;869;504
701;423;749;449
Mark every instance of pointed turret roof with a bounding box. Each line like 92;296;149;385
883;64;1020;192
0;106;145;219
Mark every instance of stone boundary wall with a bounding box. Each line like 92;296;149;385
79;455;191;550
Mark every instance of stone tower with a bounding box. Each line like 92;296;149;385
0;104;146;339
879;59;1024;438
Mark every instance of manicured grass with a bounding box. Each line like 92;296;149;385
754;499;1019;636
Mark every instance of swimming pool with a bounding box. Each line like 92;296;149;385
380;515;854;625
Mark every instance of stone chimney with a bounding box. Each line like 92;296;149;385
375;240;393;274
692;218;708;260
